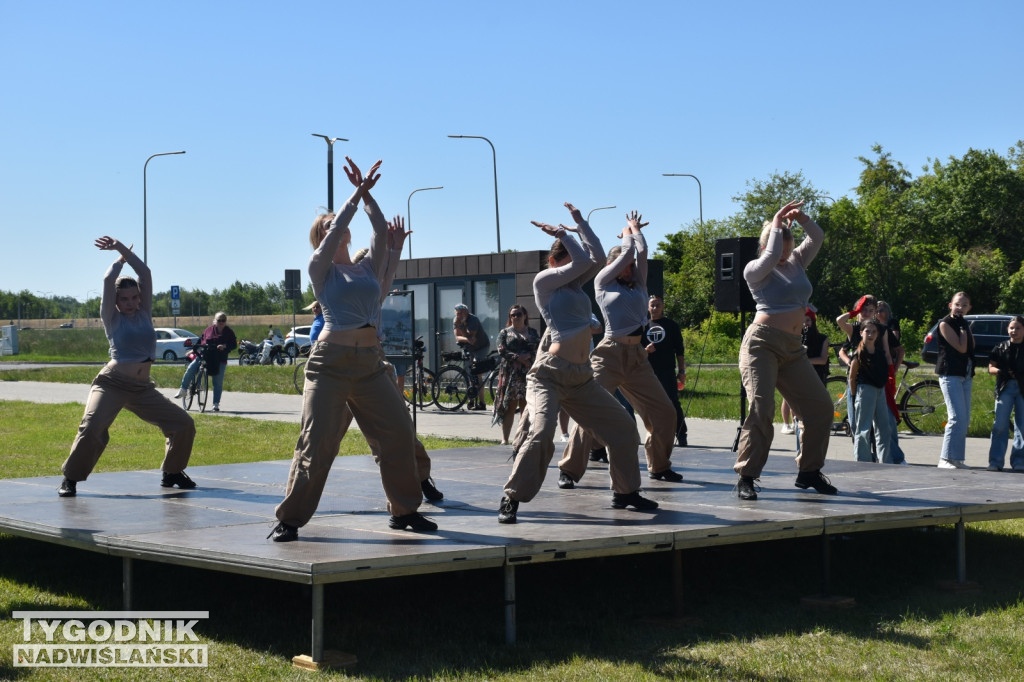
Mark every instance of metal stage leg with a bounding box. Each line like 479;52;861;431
504;564;516;645
312;583;324;662
956;520;967;584
122;557;133;610
672;549;684;617
820;534;831;596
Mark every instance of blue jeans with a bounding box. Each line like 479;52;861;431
888;410;906;463
988;379;1024;470
854;384;892;463
181;358;227;406
939;375;972;462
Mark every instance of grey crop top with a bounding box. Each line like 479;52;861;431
310;195;389;333
743;219;823;315
101;257;156;363
534;219;604;343
595;232;649;338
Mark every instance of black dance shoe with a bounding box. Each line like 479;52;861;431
421;478;444;501
267;522;298;542
498;496;519;524
649;468;683;482
736;476;759;500
58;478;77;498
389;512;438;531
611;490;658;510
795;470;838;495
557;471;575;489
161;471;197;489
589;447;609;463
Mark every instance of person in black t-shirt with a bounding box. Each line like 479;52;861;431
645;295;688;447
986;315;1024;471
849;319;894;463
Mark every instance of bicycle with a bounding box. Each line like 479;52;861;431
433;347;499;411
824;343;947;436
181;344;209;413
402;336;436;408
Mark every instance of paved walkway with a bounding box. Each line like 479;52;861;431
1;379;1001;471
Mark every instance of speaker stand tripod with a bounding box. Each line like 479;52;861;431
731;311;748;452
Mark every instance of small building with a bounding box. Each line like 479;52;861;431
392;251;662;370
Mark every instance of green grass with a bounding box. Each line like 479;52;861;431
4;400;1024;678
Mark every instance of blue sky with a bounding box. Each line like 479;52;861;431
2;0;1021;300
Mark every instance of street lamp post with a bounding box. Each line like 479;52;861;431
448;135;501;252
35;290;53;329
662;173;703;226
144;151;186;264
312;134;348;212
586;206;617;223
406;186;443;259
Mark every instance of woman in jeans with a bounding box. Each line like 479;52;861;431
849;319;893;463
733;200;837;500
986;316;1024;471
935;292;975;469
176;312;236;411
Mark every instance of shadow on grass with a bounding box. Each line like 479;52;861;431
2;521;1024;680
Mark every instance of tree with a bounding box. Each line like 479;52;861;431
655;218;735;326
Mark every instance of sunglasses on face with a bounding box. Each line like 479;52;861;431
510;312;524;318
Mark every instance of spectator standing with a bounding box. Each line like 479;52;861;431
986;315;1024;472
645;294;689;447
454;303;491;410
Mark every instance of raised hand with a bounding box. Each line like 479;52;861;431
774;200;807;226
619;210;650;237
564;202;584;225
387;215;411;250
94;236;118;251
531;221;561;237
343;157;383;194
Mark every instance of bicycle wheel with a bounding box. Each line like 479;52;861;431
293;359;307;394
901;379;947;435
197;366;209;413
434;365;470;411
825;375;851;438
404;366;436;408
486;369;498;402
182;376;195;411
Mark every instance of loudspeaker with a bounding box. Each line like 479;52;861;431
284;269;302;300
714;238;758;313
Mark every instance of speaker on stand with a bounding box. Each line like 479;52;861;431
714;237;759;452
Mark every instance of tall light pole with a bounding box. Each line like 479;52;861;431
312;134;348;212
662;173;703;227
406;186;443;259
448;135;501;252
35;290;53;329
586;206;617;223
144;151;186;264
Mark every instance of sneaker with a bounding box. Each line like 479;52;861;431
498;496;519;524
611;490;658;510
588;447;609;463
986;465;1003;472
795;469;838;495
649;468;684;482
212;404;220;412
388;512;438;531
736;476;759;500
57;478;77;498
937;458;968;469
173;388;186;399
161;471;197;489
557;471;575;489
267;522;298;542
781;424;795;434
420;478;444;502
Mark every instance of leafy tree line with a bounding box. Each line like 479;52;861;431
0;280;314;323
656;141;1024;331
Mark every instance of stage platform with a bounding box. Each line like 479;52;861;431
2;447;1024;664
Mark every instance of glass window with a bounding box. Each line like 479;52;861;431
473;280;500;350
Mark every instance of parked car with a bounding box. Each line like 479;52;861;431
155;327;200;361
59;321;74;329
284;325;313;358
921;314;1019;364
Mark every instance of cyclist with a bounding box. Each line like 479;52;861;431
453;303;490;410
176;312;237;412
